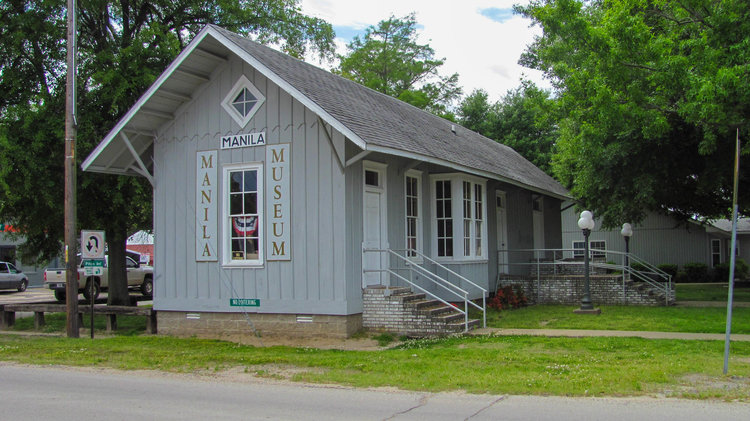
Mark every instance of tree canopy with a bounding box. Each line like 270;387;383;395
336;13;461;117
517;0;749;227
458;82;558;174
0;0;334;302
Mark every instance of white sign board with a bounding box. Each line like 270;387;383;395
81;230;106;259
266;144;291;261
196;151;218;261
220;131;266;150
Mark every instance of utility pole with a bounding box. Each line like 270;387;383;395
65;0;79;338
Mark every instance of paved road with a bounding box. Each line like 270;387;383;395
1;364;749;421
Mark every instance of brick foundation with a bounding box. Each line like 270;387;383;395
157;311;362;340
498;275;674;306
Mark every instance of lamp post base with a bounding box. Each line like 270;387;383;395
573;307;602;315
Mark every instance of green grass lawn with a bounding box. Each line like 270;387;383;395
676;284;750;302
1;334;749;400
480;305;750;334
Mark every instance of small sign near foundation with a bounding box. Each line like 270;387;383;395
230;298;260;307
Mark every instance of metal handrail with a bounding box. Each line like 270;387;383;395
363;247;486;331
394;248;487;328
497;247;674;305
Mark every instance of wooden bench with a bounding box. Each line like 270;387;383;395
0;303;157;334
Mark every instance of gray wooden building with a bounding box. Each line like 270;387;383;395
82;25;567;338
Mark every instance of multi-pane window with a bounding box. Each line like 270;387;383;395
435;180;453;257
232;88;259;118
573;240;606;258
711;239;722;267
221;75;266;127
405;173;421;258
431;174;487;260
225;164;263;264
474;184;483;256
463;181;472;256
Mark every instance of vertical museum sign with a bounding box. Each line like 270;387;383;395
266;144;291;260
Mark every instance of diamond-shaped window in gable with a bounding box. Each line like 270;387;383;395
222;75;266;128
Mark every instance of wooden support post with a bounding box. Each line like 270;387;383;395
106;314;117;332
147;311;157;334
34;312;45;330
1;310;15;329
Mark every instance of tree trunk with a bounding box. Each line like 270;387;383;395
107;228;130;306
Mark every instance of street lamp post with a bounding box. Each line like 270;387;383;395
620;223;633;277
575;211;600;314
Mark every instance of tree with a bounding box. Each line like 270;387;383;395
336;13;461;117
0;0;335;304
457;82;559;174
516;0;750;227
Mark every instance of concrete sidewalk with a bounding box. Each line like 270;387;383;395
470;327;750;341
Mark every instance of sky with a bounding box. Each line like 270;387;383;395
298;0;548;104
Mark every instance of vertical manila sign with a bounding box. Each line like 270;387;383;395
196;151;218;261
266;144;290;260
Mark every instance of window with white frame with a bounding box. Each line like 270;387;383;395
405;171;422;258
224;163;263;265
431;174;487;260
711;239;722;267
221;75;266;128
435;179;453;257
572;240;606;258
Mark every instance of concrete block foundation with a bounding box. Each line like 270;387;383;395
157;311;362;340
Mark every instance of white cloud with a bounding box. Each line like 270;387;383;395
300;0;549;102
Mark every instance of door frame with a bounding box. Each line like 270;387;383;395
495;190;508;274
532;195;545;258
362;161;388;287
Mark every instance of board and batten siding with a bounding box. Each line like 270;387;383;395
153;55;353;314
561;207;716;267
343;155;564;301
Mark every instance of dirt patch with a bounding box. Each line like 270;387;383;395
663;374;750;401
208;333;384;351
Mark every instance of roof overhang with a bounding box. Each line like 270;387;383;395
366;145;570;200
81;26;367;177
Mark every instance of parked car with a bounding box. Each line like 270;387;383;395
0;261;29;292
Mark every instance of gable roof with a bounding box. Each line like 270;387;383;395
82;25;568;199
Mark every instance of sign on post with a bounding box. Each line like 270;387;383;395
83;259;104;276
81;230;106;259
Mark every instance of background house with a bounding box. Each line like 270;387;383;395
562;204;741;269
82;25;567;338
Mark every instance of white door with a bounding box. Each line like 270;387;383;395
532;196;545;259
496;192;508;273
362;164;388;288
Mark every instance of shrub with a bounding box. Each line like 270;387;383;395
657;264;678;279
489;285;528;311
674;271;689;283
631;262;646;272
713;259;750;282
683;262;709;283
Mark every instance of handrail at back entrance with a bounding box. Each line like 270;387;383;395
362;247;487;331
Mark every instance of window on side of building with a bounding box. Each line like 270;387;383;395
430;174;487;261
405;170;423;259
223;163;264;266
711;238;722;267
572;240;606;258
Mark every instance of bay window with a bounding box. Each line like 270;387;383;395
430;174;487;261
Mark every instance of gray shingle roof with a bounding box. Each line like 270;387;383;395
212;26;568;199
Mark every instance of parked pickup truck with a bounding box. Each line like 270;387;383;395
44;255;153;302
